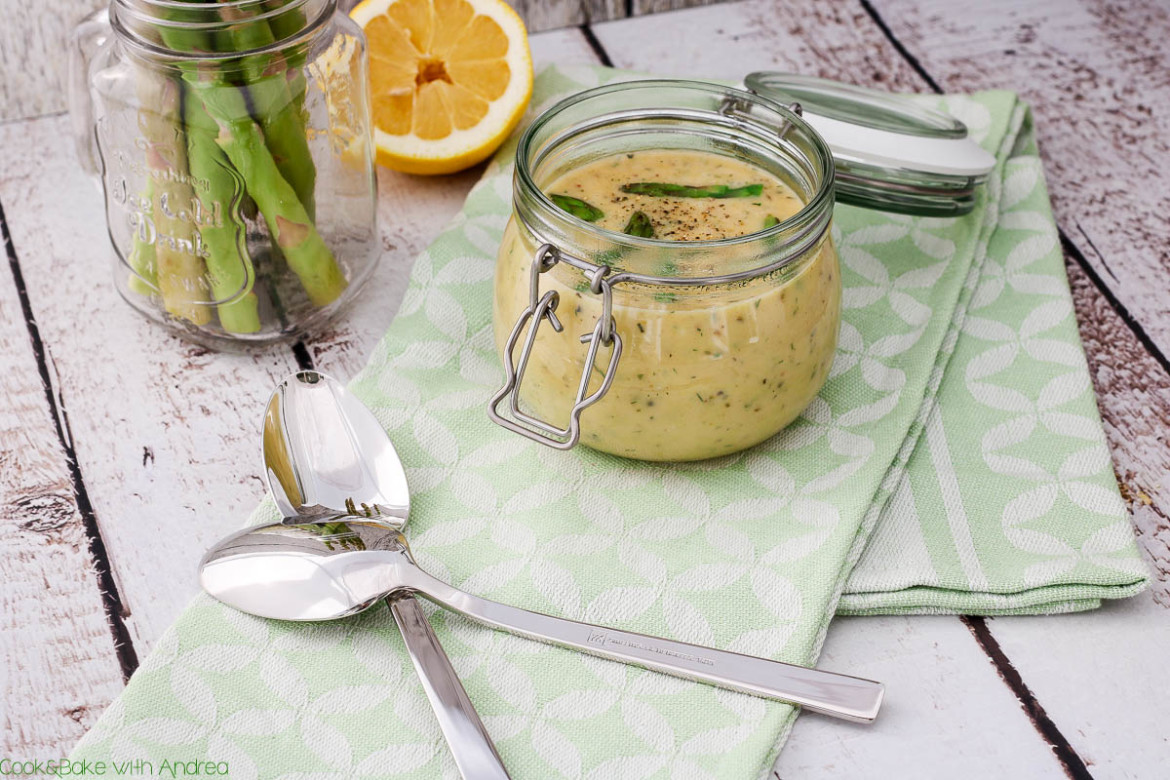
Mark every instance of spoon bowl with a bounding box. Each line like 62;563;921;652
200;520;412;621
263;371;408;524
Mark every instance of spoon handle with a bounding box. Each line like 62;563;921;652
407;571;883;724
388;594;512;780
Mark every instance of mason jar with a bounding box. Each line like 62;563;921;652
70;0;377;347
490;81;840;462
489;77;996;461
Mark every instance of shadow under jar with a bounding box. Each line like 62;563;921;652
491;81;840;462
71;0;378;348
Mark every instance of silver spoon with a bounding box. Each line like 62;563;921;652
262;371;509;779
201;521;885;723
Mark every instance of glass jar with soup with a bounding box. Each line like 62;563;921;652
490;78;995;462
490;81;837;461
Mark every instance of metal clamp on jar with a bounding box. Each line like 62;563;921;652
489;77;994;461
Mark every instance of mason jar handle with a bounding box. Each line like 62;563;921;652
68;8;111;177
488;244;623;449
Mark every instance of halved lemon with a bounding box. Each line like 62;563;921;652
350;0;533;175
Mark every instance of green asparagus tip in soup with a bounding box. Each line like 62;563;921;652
763;214;781;229
550;193;604;222
543;150;802;242
623;211;656;238
620;182;764;199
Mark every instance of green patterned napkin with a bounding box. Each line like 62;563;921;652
74;66;1147;779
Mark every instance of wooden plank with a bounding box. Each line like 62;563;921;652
511;0;760;30
986;597;1169;777
0;0;104;123
592;0;926;83
0;214;125;753
1066;260;1170;605
507;0;625;29
0;118;304;653
526;28;607;78
308;27;605;376
868;0;1170;362
632;0;724;15
775;615;1067;779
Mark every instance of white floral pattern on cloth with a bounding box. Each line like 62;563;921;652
73;67;1146;779
841;110;1148;615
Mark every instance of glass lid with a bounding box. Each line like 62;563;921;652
745;72;997;216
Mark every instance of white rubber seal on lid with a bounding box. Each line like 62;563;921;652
744;72;996;180
801;111;995;177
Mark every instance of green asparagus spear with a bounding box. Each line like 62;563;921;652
263;0;309;45
184;95;262;333
763;214;780;229
260;1;311;112
620;182;764;198
140;75;211;325
260;1;312;160
155;21;346;306
205;84;347;306
622;211;655;238
584;212;654;274
550;194;605;222
255;79;317;219
213;11;318;218
127;241;157;296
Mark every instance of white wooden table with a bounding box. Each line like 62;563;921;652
3;1;1168;777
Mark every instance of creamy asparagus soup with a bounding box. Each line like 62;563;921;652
493;149;840;461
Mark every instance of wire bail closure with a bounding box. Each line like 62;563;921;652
488;244;623;449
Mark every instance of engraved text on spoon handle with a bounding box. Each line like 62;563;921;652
403;568;883;723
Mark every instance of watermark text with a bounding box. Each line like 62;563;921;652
0;758;230;777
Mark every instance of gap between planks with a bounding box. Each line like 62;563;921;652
960;617;1092;780
869;0;1170;366
1;199;139;681
857;0;1170;380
